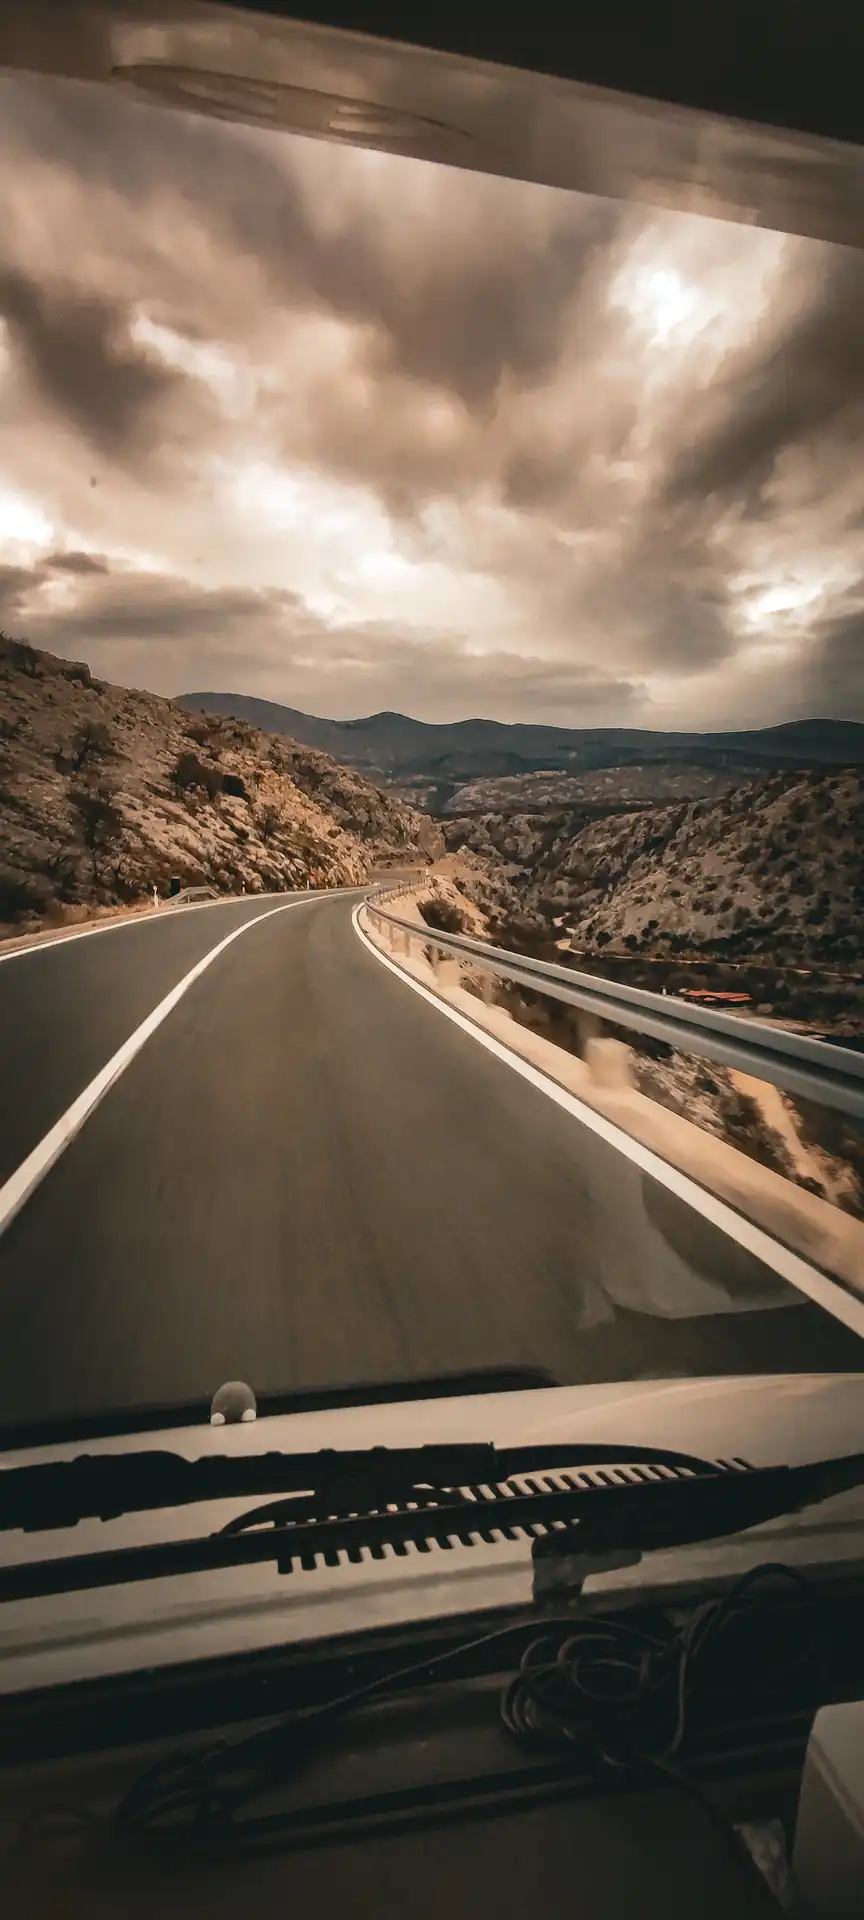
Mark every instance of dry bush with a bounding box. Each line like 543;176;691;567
69;782;124;851
3;634;40;676
66;721;116;772
258;803;285;841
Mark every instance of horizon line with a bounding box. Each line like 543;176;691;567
176;692;857;738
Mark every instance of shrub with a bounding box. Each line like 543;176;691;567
2;633;40;676
67;720;116;771
69;782;124;850
0;867;54;920
258;804;285;841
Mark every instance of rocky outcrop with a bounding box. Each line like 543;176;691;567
0;636;428;931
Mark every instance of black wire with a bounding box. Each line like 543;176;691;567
14;1560;822;1854
500;1562;818;1770
497;1565;817;1914
117;1560;819;1835
111;1613;547;1832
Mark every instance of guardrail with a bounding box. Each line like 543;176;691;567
365;883;864;1121
165;886;220;907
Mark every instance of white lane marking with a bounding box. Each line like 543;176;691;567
353;906;864;1342
0;891;302;968
0;892;357;1240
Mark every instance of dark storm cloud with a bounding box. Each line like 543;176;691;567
13;565;304;647
800;607;864;719
44;550;111;576
0;73;626;416
300;197;623;412
661;248;864;510
0;263;192;459
581;510;736;676
442;652;642;718
0;562;34;628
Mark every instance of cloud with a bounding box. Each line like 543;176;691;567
44;550;111;576
798;605;864;719
660;247;864;511
3;555;304;649
0;73;629;414
23;572;304;646
0;70;862;726
578;517;737;676
0;561;36;629
0;264;201;461
2;550;642;723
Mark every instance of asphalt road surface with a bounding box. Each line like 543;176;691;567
1;891;862;1430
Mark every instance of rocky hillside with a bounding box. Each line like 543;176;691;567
440;764;749;814
0;636;433;931
554;771;863;964
445;770;864;966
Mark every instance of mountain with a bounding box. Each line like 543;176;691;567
441;764;750;814
558;768;863;966
177;694;864;800
444;768;864;968
0;639;432;932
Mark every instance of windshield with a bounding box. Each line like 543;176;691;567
0;18;863;1476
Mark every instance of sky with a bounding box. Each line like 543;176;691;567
0;71;862;732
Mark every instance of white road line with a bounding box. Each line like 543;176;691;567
0;892;354;1241
0;891;305;969
353;906;864;1342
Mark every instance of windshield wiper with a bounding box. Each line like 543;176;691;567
0;1440;724;1533
2;1448;864;1606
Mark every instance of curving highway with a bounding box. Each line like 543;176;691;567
0;889;862;1431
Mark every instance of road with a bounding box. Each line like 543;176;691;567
1;890;862;1432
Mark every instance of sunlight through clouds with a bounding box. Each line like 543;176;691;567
129;313;258;417
618;265;704;342
0;484;54;554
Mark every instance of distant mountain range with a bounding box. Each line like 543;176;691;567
177;694;864;801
